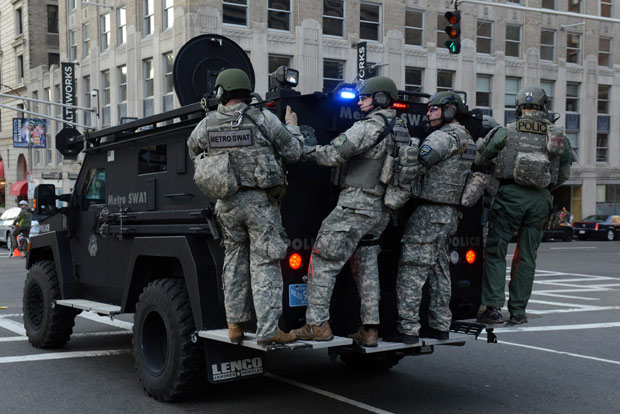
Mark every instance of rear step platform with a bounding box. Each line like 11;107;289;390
54;299;121;315
348;333;471;354
197;329;352;351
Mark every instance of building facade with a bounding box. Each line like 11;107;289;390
6;0;620;218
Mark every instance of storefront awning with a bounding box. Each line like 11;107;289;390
9;180;28;196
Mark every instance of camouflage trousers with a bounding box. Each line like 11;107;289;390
215;189;288;341
396;204;459;336
306;205;390;326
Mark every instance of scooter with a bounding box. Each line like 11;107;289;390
9;227;29;257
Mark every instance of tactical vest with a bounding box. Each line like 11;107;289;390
202;106;285;189
339;111;411;196
494;116;560;189
417;123;474;205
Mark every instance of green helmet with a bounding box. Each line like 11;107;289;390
428;91;466;114
215;68;252;92
358;76;398;100
482;115;499;129
515;86;548;111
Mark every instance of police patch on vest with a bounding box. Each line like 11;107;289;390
331;134;347;148
516;119;547;135
461;142;476;160
419;144;432;157
393;125;410;142
208;129;253;148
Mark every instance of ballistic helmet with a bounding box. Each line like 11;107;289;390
358;76;399;100
215;68;253;93
515;86;548;112
427;91;466;122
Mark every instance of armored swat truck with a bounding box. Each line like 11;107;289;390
24;34;486;401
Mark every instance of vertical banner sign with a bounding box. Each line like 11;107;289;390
61;62;76;127
357;42;367;80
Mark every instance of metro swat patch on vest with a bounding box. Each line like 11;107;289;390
208;129;253;148
516;119;547;135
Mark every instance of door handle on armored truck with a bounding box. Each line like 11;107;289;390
163;193;194;198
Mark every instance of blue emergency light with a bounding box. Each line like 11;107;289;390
339;90;356;100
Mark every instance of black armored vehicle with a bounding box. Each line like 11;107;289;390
24;35;486;401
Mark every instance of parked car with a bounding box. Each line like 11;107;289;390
573;215;620;241
543;224;574;242
0;207;41;249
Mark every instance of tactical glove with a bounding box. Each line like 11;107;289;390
285;105;298;126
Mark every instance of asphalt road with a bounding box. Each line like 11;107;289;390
1;240;619;413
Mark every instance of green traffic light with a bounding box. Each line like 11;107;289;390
445;40;461;54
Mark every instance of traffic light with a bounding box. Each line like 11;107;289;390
444;10;461;54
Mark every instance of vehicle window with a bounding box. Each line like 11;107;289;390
82;168;106;210
1;209;19;220
582;215;606;221
138;144;167;175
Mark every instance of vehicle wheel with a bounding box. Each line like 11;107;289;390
7;233;13;252
564;234;573;242
133;278;206;401
22;260;80;348
339;351;404;372
578;235;587;241
607;229;615;241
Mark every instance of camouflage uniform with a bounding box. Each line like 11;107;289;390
477;110;572;319
303;107;407;326
188;102;302;341
396;122;473;336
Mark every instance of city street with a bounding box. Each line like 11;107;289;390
1;240;619;413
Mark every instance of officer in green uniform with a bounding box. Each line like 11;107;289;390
476;86;573;325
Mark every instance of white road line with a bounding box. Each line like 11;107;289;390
0;314;24;318
265;373;394;414
0;349;132;364
0;317;26;336
78;312;133;330
496;340;620;366
528;306;620;315
494;322;620;333
548;247;597;250
0;330;132;343
530;292;599;301
527;299;603;308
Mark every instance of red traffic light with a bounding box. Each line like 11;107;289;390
445;10;461;25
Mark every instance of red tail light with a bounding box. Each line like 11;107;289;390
266;101;277;107
289;253;303;270
595;223;599;230
392;102;410;110
465;250;476;264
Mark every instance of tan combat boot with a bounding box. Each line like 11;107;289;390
227;322;245;344
257;330;296;345
349;326;378;347
290;322;333;341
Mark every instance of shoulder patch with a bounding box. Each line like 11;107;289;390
516;119;547;135
419;144;432;157
331;134;348;148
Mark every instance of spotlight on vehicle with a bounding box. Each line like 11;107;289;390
269;66;299;90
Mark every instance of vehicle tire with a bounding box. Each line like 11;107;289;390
564;234;573;242
7;233;13;251
578;235;587;241
133;278;206;401
22;260;80;348
339;351;404;372
607;229;615;241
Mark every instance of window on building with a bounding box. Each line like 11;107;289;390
505;24;521;58
476;75;492;115
100;13;111;51
32;91;39;114
477;21;492;54
598;85;610;114
15;8;23;35
360;2;381;42
44;88;51;116
48;5;59;33
566;82;580;157
83;76;91;127
540;80;555;112
118;65;127;120
268;0;291;31
117;7;127;45
507;0;521;3
405;9;423;46
35;150;41;167
144;0;154;36
82;24;90;57
596;134;608;163
567;33;581;64
405;67;423;94
69;0;76;11
437;70;454;93
143;58;154;117
597;85;611;163
323;0;344;37
437;14;448;50
540;30;555;61
101;70;111;127
49;53;60;68
223;0;248;26
599;37;611;67
568;0;581;13
505;77;520;123
323;59;344;91
601;0;612;17
54;85;62;133
163;53;175;112
542;0;555;8
163;0;174;30
69;30;77;61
